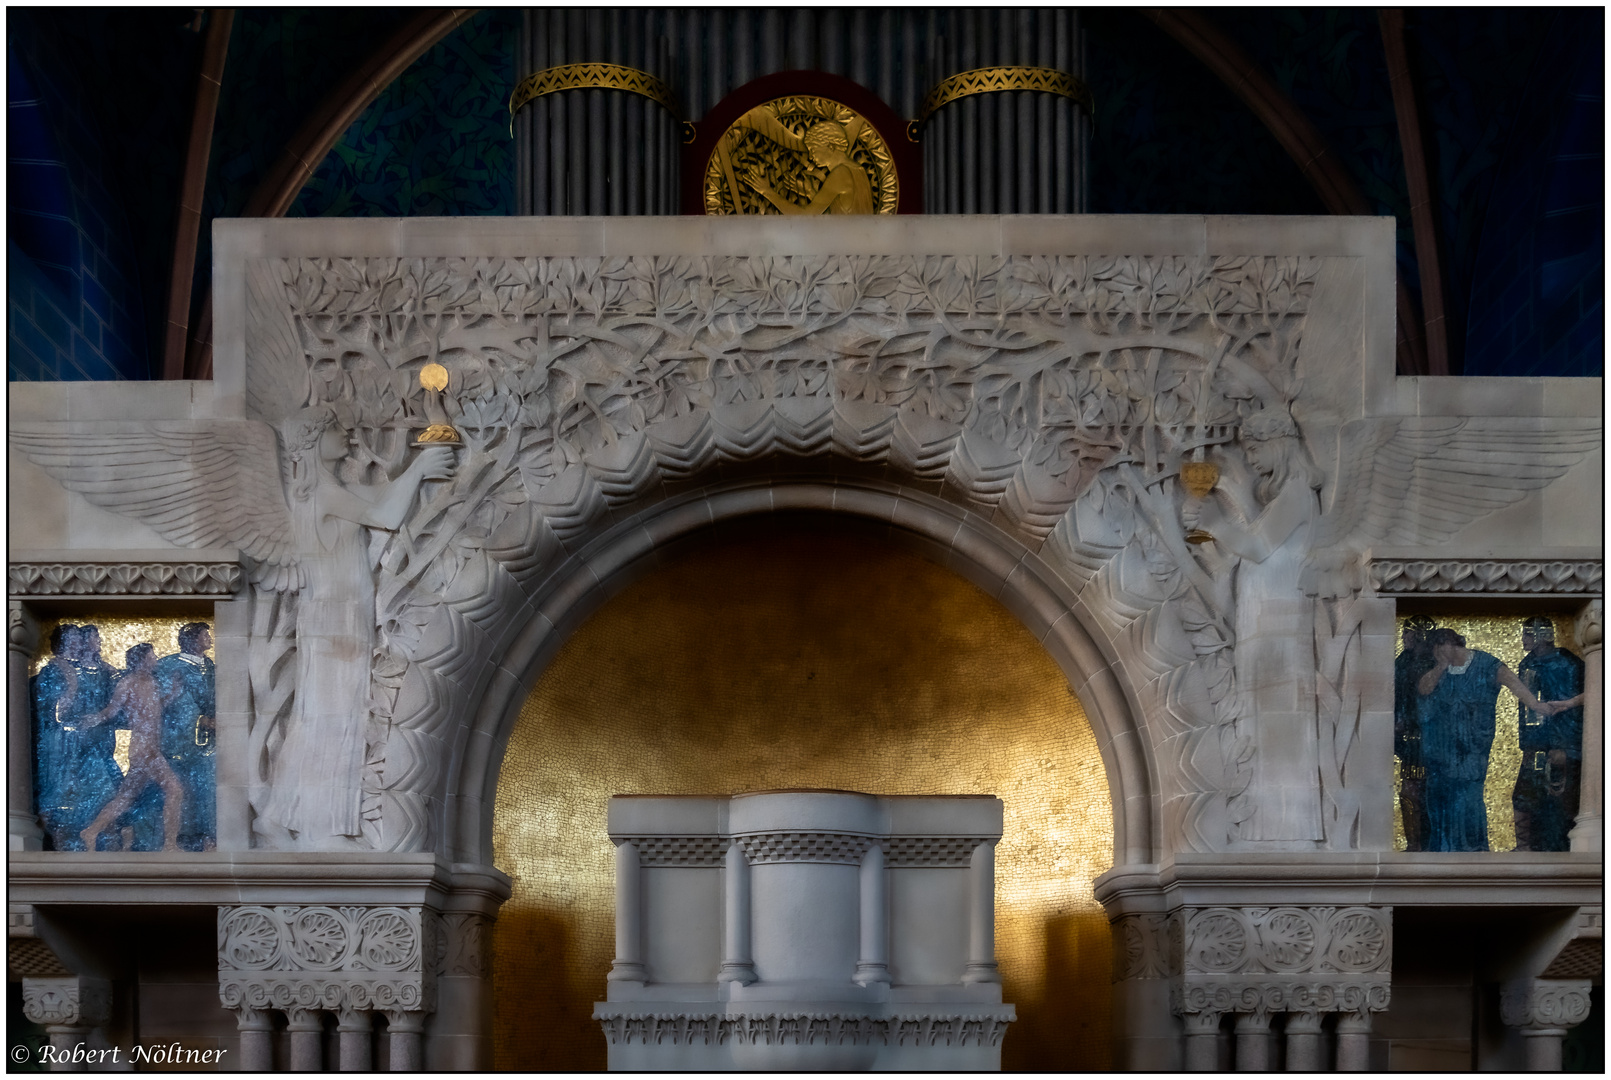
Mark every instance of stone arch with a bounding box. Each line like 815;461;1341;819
444;477;1157;870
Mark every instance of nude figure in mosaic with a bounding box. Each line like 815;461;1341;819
80;643;186;851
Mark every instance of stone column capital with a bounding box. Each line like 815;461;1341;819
1576;598;1603;655
1499;977;1593;1032
21;975;111;1028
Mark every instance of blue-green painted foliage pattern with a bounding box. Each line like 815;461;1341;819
291;10;519;218
1084;10;1323;217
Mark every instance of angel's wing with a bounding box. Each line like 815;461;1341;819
1312;416;1602;552
10;421;301;590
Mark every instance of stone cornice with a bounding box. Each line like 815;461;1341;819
6;853;511;911
8;560;242;597
1094;853;1605;915
1370;558;1601;595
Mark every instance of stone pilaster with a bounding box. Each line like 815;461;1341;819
8;601;43;851
1570;599;1601;852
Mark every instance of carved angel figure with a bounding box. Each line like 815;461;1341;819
1185;408;1600;846
12;412;453;848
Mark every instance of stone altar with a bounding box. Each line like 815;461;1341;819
594;791;1014;1070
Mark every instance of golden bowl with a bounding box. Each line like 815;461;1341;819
1179;460;1220;499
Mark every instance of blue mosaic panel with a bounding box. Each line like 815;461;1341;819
32;618;216;852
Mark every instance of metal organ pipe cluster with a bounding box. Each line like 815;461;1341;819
514;8;1088;216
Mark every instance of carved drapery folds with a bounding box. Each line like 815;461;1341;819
217;904;436;1015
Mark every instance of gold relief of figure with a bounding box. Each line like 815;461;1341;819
704;96;897;216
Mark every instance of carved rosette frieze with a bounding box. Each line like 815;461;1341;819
1153;906;1392;1021
1500;978;1594;1032
21;976;111;1028
1370;559;1601;595
217;905;436;1015
8;562;242;596
594;1011;1012;1048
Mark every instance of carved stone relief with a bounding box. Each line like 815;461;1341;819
1499;977;1594;1031
1119;906;1395;1022
216;904;436;1014
11;252;1599;857
8;563;242;597
21;975;111;1028
1371;559;1601;595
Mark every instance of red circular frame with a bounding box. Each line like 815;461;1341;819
681;71;922;216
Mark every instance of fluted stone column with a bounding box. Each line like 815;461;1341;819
1284;1011;1323;1071
608;840;647;984
233;1007;274;1072
1233;1012;1271;1071
1183;1011;1222;1071
21;976;111;1073
853;843;890;986
1501;978;1594;1072
718;841;757;985
285;1007;323;1072
383;1010;425;1072
1570;600;1602;852
336;1007;371;1071
1334;1011;1372;1071
961;840;1000;984
9;601;44;851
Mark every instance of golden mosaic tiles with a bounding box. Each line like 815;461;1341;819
492;531;1114;1070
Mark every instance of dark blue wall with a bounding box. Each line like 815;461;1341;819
7;8;1602;382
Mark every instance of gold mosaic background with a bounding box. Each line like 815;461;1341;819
493;531;1114;1070
30;614;212;774
1391;613;1579;852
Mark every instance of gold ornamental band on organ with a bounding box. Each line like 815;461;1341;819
509;9;1091;216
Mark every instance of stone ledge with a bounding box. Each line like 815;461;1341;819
1095;853;1604;914
9;559;243;596
6;853;511;910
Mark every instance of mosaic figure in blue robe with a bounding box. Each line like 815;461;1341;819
1513;617;1585;852
33;623;124;850
155;622;217;850
1417;628;1556;852
1393;616;1437;851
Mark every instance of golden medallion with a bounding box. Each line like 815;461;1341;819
703;96;898;216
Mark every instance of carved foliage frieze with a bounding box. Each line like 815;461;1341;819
217;905;435;1013
595;1011;1013;1048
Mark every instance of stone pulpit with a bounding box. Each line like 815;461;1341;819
593;790;1015;1070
